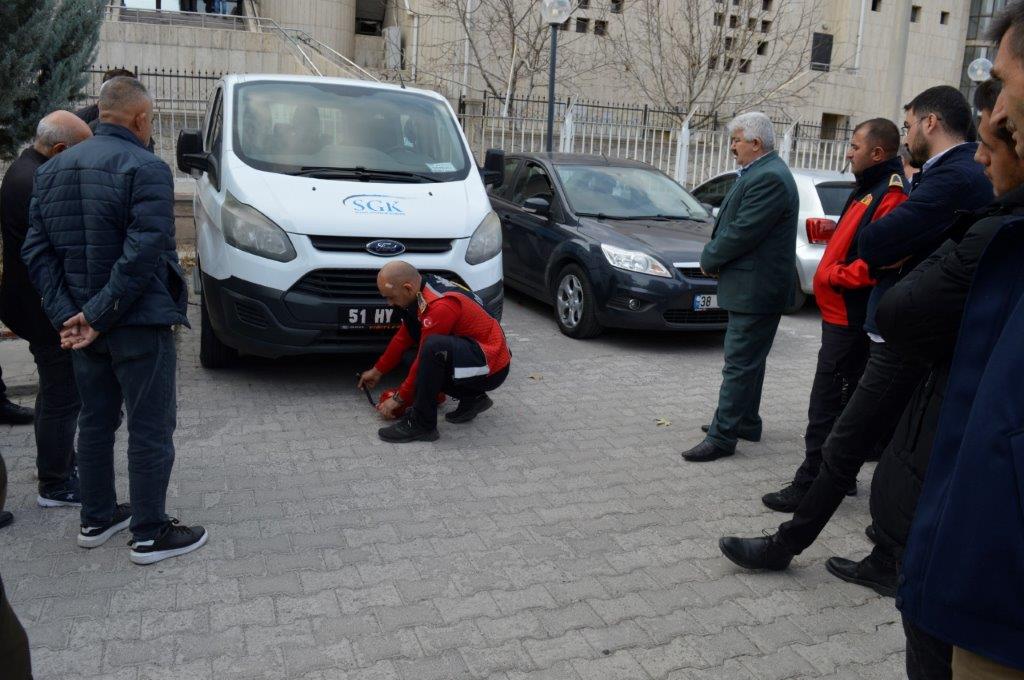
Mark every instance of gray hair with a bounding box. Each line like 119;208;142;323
35;111;88;149
727;112;776;151
98;75;152;116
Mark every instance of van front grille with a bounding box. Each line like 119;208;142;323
309;236;453;254
291;269;466;300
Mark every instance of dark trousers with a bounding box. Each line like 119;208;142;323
1;451;7;514
0;575;32;679
72;327;177;541
792;322;870;486
30;343;80;494
778;341;928;553
410;335;508;428
903;615;952;680
706;311;782;451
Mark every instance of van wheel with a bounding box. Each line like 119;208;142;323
553;264;602;338
784;270;807;315
199;287;236;369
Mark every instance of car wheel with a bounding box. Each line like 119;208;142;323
553;264;602;338
784;269;807;315
199;283;236;369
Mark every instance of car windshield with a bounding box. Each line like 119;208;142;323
554;164;709;220
232;81;470;181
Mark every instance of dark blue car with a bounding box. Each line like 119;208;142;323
488;153;725;338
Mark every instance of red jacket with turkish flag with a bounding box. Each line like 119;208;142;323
814;158;909;328
374;275;510;404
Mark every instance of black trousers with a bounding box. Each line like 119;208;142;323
410;335;508;428
30;343;80;494
0;577;33;679
903;615;952;680
778;341;928;553
792;322;870;486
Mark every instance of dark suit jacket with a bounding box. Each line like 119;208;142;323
699;151;799;314
0;147;58;345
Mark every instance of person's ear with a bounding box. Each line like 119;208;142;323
50;142;68;155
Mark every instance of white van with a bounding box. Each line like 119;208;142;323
177;74;505;368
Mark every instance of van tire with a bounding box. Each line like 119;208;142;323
200;288;236;369
553;264;602;339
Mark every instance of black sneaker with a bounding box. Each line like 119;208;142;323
0;398;34;425
129;519;208;565
38;481;82;508
445;394;493;424
78;503;132;548
761;483;809;513
378;415;440;443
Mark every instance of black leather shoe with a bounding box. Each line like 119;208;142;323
681;440;734;462
445;394;493;424
762;483;809;513
825;555;897;598
719;534;793;571
0;398;34;425
700;423;761;442
0;510;12;529
865;524;879;545
378;416;440;443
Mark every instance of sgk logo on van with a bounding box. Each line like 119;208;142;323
343;194;406;215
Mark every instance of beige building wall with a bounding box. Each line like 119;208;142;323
259;0;359;58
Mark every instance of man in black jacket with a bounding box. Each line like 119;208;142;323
1;111;92;510
718;86;994;573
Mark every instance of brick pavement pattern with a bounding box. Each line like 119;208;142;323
0;291;905;679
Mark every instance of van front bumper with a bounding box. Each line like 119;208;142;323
202;273;504;358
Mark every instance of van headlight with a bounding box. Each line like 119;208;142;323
222;192;296;262
600;243;671;277
465;211;502;265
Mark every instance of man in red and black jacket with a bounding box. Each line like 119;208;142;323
761;118;909;512
358;261;511;443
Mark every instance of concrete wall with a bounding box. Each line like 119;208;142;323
260;0;358;58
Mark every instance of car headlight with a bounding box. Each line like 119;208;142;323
600;243;671;277
465;211;502;265
222;192;296;262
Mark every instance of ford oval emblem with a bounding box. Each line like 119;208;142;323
366;239;406;257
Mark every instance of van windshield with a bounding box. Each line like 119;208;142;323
232;81;471;181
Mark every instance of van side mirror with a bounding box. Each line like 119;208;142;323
700;202;713;213
176;129;208;175
523;196;551;217
481;148;505;187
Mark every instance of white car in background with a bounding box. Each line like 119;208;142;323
691;168;856;313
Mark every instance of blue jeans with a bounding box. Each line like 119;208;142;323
72;326;177;541
30;343;81;494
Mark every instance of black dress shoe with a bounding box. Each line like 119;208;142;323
378;416;440;443
0;398;34;425
762;483;809;513
865;524;879;545
825;554;897;598
0;510;13;529
700;423;761;442
681;440;734;462
719;534;793;571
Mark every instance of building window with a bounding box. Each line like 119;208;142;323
760;19;771;32
713;12;723;26
811;31;833;71
594;19;607;35
732;0;739;5
739;59;751;73
820;113;850;140
871;0;881;11
762;0;772;9
355;19;382;36
724;36;734;50
910;5;920;22
940;10;949;24
724;57;734;70
747;17;757;30
757;40;768;55
610;0;623;12
729;14;739;28
579;0;590;8
576;17;589;32
709;55;719;70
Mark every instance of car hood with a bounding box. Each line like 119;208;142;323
228;161;486;238
579;216;714;262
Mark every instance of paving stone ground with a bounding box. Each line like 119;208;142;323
0;288;905;679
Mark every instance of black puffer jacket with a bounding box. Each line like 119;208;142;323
869;184;1024;559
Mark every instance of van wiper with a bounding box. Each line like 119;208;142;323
291;166;440;183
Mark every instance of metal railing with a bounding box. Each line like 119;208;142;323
286;29;380;82
105;2;251;31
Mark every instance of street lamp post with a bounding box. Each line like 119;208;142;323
540;0;572;152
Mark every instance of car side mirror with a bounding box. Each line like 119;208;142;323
700;202;714;213
523;196;551;217
481;148;505;187
177;128;219;191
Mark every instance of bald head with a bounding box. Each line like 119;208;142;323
34;110;92;158
377;261;422;308
98;76;154;146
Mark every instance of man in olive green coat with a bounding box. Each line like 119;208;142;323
683;112;799;462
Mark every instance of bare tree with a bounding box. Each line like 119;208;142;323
606;0;823;122
411;0;612;103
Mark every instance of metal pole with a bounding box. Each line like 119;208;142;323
546;24;557;153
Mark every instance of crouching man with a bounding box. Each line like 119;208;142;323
358;261;511;443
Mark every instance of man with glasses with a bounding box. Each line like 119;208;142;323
718;86;993;573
